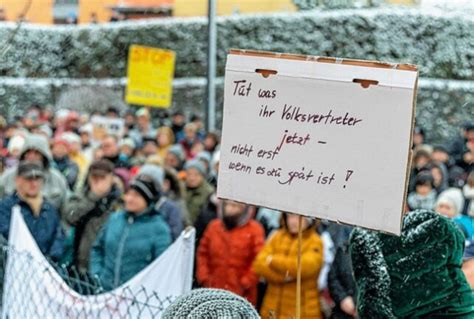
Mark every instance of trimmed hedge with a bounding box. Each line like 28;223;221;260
0;7;473;80
1;77;472;144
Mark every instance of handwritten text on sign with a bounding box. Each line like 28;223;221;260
217;53;417;235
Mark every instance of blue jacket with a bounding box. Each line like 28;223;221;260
454;215;474;241
90;207;172;291
156;197;183;241
0;193;64;261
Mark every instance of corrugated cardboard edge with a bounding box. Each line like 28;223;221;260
400;74;419;227
228;49;418;72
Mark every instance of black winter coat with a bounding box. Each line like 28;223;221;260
328;242;357;319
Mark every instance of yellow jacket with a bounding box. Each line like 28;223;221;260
253;223;323;319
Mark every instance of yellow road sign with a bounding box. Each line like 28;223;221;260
126;45;176;108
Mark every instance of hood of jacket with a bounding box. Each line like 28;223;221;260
19;134;53;168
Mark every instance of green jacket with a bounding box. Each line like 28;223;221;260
185;181;214;224
350;210;474;319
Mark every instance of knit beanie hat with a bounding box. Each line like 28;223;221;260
129;175;161;205
162;288;260;319
168;144;185;162
184;159;206;177
138;164;164;186
196;151;212;165
436;188;465;217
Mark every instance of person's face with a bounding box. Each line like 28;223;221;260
16;176;43;198
120;145;134;157
101;137;119;158
94;148;104;161
436;202;456;218
5;127;17;138
204;136;217;151
223;201;246;217
52;143;69;158
415;155;430;169
173;115;185;126
143;142;158;156
23;150;44;162
413;132;424;146
186;168;203;188
80;133;90;145
193;120;204;130
286;213;309;235
51;144;68;158
124;189;148;213
157;132;171;147
125;114;135;125
432;151;449;163
88;173;113;188
138;115;149;128
106;112;118;119
165;153;179;169
465;130;474;142
162;178;171;193
431;167;443;187
185;127;196;140
416;184;432;196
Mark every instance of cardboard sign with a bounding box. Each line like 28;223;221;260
217;50;418;235
125;45;176;108
91;116;125;143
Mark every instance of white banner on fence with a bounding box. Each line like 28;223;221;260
2;207;195;318
218;51;418;235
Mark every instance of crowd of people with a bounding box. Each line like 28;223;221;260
0;103;472;318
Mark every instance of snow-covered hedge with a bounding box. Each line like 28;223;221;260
1;77;472;144
0;7;473;80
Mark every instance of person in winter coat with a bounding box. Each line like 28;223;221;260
163;167;190;227
51;137;80;190
90;174;172;291
350;209;474;318
408;148;431;193
328;227;357;319
253;213;324;319
0;161;64;261
184;160;214;224
0;134;69;216
428;161;449;195
128;108;157;148
156;126;175;160
449;121;474;173
462;241;474;289
138;164;184;241
180;123;202;160
463;171;474;215
100;135;131;169
435;188;465;219
457;201;474;242
165;144;186;173
407;171;437;210
196;200;265;306
64;159;122;273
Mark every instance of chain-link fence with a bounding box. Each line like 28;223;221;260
0;243;176;318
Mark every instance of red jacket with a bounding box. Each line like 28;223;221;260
196;218;265;305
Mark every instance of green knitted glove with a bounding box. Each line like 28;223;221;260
162;288;260;318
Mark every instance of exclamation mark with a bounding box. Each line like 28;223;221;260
343;170;354;189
